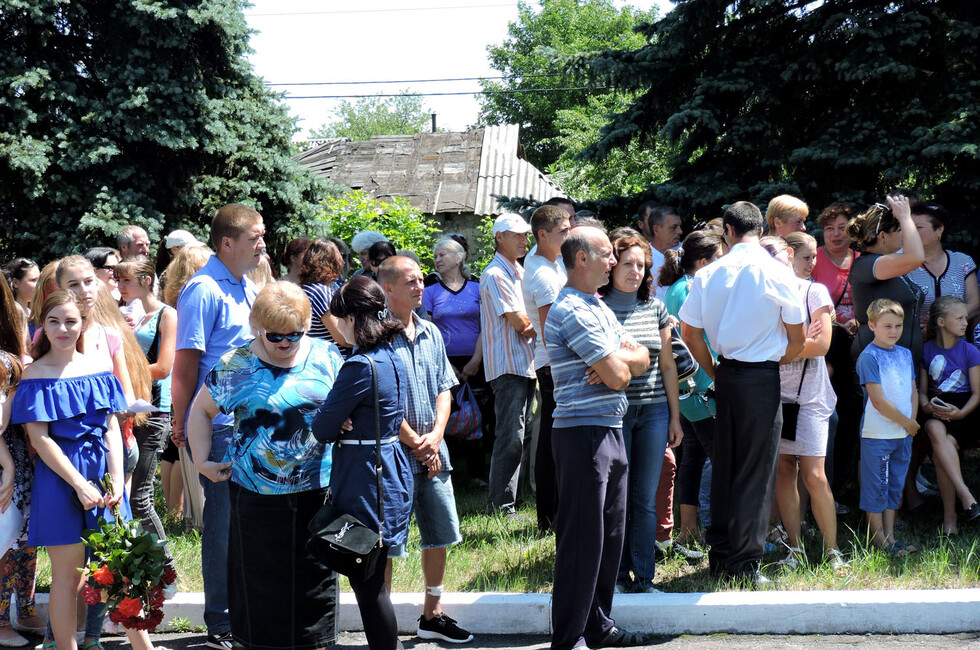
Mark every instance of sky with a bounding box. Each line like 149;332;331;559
244;0;674;139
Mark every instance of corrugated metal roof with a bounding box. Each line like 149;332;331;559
294;125;563;216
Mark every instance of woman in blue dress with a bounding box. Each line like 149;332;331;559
312;276;412;650
10;291;154;650
187;282;344;650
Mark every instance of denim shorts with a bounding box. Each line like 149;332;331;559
859;436;912;513
389;470;462;558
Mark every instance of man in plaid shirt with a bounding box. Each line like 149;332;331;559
379;256;473;644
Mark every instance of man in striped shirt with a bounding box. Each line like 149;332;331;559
480;213;536;516
545;227;651;649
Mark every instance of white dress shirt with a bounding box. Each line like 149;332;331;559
679;240;805;363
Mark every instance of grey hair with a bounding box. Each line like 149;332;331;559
433;236;470;279
561;227;604;269
117;225;148;248
351;230;388;253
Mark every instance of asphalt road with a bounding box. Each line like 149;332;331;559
91;631;980;649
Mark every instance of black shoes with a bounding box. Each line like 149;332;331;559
417;613;474;644
593;626;651;648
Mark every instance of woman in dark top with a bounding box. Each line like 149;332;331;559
846;195;925;364
312;276;412;650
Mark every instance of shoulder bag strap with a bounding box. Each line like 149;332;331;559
366;357;383;543
833;252;853;310
795;283;814;400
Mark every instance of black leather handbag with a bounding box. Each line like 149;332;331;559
308;357;385;582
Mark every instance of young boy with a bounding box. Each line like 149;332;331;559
855;298;920;555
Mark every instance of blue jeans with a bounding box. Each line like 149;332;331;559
194;424;232;635
618;402;669;590
488;375;535;513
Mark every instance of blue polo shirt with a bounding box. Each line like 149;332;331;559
545;286;628;429
176;255;258;427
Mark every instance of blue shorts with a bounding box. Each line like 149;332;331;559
389;470;462;558
860;436;912;513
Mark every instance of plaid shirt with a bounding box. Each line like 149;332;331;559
390;314;458;476
480;252;535;381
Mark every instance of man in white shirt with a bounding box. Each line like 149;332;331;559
522;205;570;531
679;201;806;584
636;202;683;299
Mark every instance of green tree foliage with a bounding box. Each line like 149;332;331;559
546;92;673;201
574;1;980;240
0;0;324;262
312;191;440;273
309;93;433;142
478;0;658;169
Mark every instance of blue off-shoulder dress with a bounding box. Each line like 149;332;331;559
311;344;413;548
10;371;132;547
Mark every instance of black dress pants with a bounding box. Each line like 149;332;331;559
707;359;781;577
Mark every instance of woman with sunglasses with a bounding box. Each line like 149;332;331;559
83;248;122;301
845;195;925;364
187;282;344;650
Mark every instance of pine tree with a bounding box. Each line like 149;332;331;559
0;0;324;261
576;0;980;239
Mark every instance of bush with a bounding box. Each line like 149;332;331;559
311;191;441;273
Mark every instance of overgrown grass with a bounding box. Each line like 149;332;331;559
34;454;980;593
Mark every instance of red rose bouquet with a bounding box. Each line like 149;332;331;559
80;474;176;631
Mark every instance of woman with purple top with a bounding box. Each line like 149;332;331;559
422;235;491;485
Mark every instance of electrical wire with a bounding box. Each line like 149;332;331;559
281;86;610;99
265;74;563;86
247;3;514;17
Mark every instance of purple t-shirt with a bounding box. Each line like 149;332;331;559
922;338;980;395
422;279;481;357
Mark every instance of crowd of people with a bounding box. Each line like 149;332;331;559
0;190;978;650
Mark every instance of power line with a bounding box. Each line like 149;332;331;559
265;74;563;87
282;86;610;99
247;3;514;17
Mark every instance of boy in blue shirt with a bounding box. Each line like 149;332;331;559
855;298;920;556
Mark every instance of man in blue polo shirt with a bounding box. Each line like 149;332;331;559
171;203;264;650
545;227;651;650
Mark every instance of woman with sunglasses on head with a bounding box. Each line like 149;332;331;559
83;248;122;302
187;282;344;650
904;201;979;336
845;195;925;365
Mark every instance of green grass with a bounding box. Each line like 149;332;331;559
33;454;980;594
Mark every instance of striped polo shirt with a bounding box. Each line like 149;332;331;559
480;252;535;381
545;286;628;429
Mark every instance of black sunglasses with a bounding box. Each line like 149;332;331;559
264;331;304;343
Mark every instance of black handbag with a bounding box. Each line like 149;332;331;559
308;357;386;582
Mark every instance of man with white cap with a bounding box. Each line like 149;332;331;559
480;213;537;516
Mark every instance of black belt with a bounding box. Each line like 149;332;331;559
718;356;778;370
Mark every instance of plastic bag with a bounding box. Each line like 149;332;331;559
445;382;482;441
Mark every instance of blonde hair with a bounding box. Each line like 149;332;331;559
867;298;904;324
163;245;212;307
249;282;312;334
784;231;816;254
29;261;61;330
247;255;275;290
926;295;967;342
766;195;808;231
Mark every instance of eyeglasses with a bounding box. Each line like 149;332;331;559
264;331;304;343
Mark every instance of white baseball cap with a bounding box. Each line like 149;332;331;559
492;213;532;236
165;229;201;250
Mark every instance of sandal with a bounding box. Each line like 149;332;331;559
825;548;850;570
41;642;55;650
80;641;105;650
777;545;805;570
886;540;918;558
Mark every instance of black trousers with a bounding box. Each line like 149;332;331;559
551;425;628;650
708;360;781;577
534;367;558;531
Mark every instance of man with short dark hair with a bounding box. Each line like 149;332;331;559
523;205;571;531
679;201;806;585
172;203;266;649
117;224;151;257
481;213;536;515
378;256;473;644
546;226;651;649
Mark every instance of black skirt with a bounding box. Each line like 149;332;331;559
228;482;338;650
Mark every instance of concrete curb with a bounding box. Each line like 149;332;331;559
32;589;980;635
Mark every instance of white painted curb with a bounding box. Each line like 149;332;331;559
31;589;980;635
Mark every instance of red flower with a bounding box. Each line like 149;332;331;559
117;596;143;619
162;566;177;585
82;585;102;605
92;565;116;586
